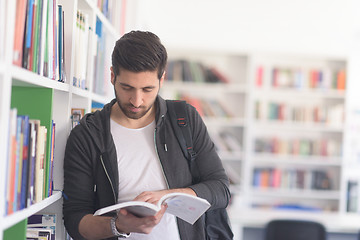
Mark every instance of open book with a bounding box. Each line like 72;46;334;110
93;192;211;225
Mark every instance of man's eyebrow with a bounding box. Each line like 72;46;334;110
119;83;133;88
119;82;156;89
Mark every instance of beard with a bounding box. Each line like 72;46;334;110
118;102;153;120
114;91;155;120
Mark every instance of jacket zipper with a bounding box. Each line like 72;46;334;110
100;154;117;203
154;115;170;189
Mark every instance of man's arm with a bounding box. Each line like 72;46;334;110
78;205;167;240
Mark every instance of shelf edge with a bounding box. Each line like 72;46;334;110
1;191;62;231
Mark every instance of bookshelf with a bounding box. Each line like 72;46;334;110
246;54;347;212
161;50;250;195
0;0;126;239
160;48;360;238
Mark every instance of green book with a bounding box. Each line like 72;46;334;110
32;0;42;73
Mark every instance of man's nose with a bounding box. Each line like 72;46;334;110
130;91;143;107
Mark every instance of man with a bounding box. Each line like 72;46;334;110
63;31;231;240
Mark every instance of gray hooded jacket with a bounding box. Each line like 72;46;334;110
63;96;231;240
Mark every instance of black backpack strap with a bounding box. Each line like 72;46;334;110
166;100;200;183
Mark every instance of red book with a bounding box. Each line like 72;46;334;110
271;168;282;188
13;0;28;66
256;66;263;88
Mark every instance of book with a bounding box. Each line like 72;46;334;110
26;228;51;240
13;0;28;66
35;125;47;202
27;120;39;206
46;120;55;197
20;115;30;209
94;192;211;225
28;214;56;240
6;109;18;214
23;0;35;69
14;115;24;211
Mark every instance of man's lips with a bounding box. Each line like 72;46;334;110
129;106;141;113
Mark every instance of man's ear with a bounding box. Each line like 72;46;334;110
110;66;115;85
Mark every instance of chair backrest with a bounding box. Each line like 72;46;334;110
265;219;326;240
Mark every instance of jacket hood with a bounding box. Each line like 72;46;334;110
79;96;168;153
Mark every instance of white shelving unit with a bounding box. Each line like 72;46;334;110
161;49;250;196
0;0;127;239
160;49;360;239
245;54;347;213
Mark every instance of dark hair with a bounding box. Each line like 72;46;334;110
111;31;168;80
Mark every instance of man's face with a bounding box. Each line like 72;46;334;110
111;69;163;120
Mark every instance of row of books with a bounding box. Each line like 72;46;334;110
255;66;346;90
5;109;55;215
255;101;344;126
251;202;329;212
72;9;91;89
27;214;56;240
179;95;234;118
92;17;108;95
96;0;126;34
13;0;65;82
254;137;342;157
252;167;335;191
166;59;230;84
210;131;242;153
73;12;113;98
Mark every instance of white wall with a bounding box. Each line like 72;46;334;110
132;0;358;57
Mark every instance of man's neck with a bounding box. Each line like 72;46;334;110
110;103;156;129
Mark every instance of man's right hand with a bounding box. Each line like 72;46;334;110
115;204;167;234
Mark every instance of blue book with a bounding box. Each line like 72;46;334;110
19;115;30;209
23;0;35;69
57;5;63;82
14;116;23;212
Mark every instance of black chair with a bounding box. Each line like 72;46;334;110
264;219;326;240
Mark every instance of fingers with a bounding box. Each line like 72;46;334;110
133;191;159;204
116;207;166;234
156;204;168;217
133;190;169;204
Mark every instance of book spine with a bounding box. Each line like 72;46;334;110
20;115;30;209
23;0;34;69
13;0;28;66
6;109;18;214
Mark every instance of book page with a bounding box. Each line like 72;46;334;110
93;201;159;216
161;193;211;224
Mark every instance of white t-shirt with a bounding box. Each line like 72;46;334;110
110;119;180;240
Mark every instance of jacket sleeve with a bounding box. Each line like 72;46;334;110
62;125;98;240
186;104;231;210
